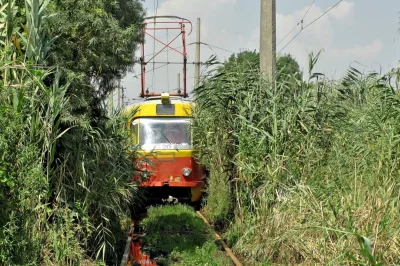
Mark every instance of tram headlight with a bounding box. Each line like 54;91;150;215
182;168;191;177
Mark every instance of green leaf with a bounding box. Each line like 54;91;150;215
6;180;14;187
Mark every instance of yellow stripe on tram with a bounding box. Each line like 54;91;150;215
137;150;196;158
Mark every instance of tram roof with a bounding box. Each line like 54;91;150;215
125;96;193;108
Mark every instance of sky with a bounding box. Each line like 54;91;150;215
120;0;400;105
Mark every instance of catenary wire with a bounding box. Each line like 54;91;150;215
200;42;235;54
277;0;316;46
278;0;343;53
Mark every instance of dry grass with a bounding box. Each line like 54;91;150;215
193;54;400;265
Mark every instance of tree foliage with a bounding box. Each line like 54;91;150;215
217;50;303;81
0;0;143;264
44;0;145;99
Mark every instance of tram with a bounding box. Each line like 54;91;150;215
124;16;205;204
125;93;205;204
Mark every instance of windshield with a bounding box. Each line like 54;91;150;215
132;118;191;150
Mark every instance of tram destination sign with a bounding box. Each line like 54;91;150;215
156;104;175;115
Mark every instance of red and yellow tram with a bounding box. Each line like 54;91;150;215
125;93;205;204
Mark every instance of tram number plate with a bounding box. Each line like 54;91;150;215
161;144;172;149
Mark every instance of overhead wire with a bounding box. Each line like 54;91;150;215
278;30;302;54
277;23;300;46
302;0;316;21
203;43;218;59
135;40;233;81
167;29;169;92
143;42;200;58
144;46;183;57
302;0;342;31
278;0;343;53
133;63;169;79
151;0;159;93
134;61;224;65
277;0;316;46
200;42;235;54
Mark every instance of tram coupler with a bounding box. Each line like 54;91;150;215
161;195;179;204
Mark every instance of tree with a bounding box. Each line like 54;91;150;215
217;50;303;81
0;0;145;264
44;0;145;100
277;53;302;79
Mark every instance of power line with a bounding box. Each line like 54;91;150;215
303;0;342;31
143;42;195;58
132;61;223;78
277;0;316;46
277;24;300;46
151;0;159;92
133;63;168;78
203;43;218;58
134;61;223;65
278;31;302;53
200;42;235;54
302;0;316;21
142;42;235;59
278;0;343;53
167;29;169;92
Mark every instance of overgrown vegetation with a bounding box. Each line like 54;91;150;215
141;204;232;266
0;0;143;264
44;0;145;100
219;50;303;82
193;50;400;264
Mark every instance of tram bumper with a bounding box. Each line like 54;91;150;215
134;153;205;202
140;181;204;202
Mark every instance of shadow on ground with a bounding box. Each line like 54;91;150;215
138;204;231;265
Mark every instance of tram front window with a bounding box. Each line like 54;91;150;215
134;118;191;150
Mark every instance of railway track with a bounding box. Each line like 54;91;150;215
196;211;243;266
120;206;243;266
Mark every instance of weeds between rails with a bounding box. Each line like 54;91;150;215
126;204;234;266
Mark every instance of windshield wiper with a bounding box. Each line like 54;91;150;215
160;132;180;152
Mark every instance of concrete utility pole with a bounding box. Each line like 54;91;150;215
121;85;125;108
117;80;121;109
177;73;181;93
108;91;114;115
194;18;201;89
260;0;276;80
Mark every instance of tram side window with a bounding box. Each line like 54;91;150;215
131;120;139;144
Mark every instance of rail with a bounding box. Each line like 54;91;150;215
120;208;243;266
196;211;243;266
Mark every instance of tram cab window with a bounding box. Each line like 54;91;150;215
133;118;191;150
131;120;139;144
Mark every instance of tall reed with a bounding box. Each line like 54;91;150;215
193;53;400;265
